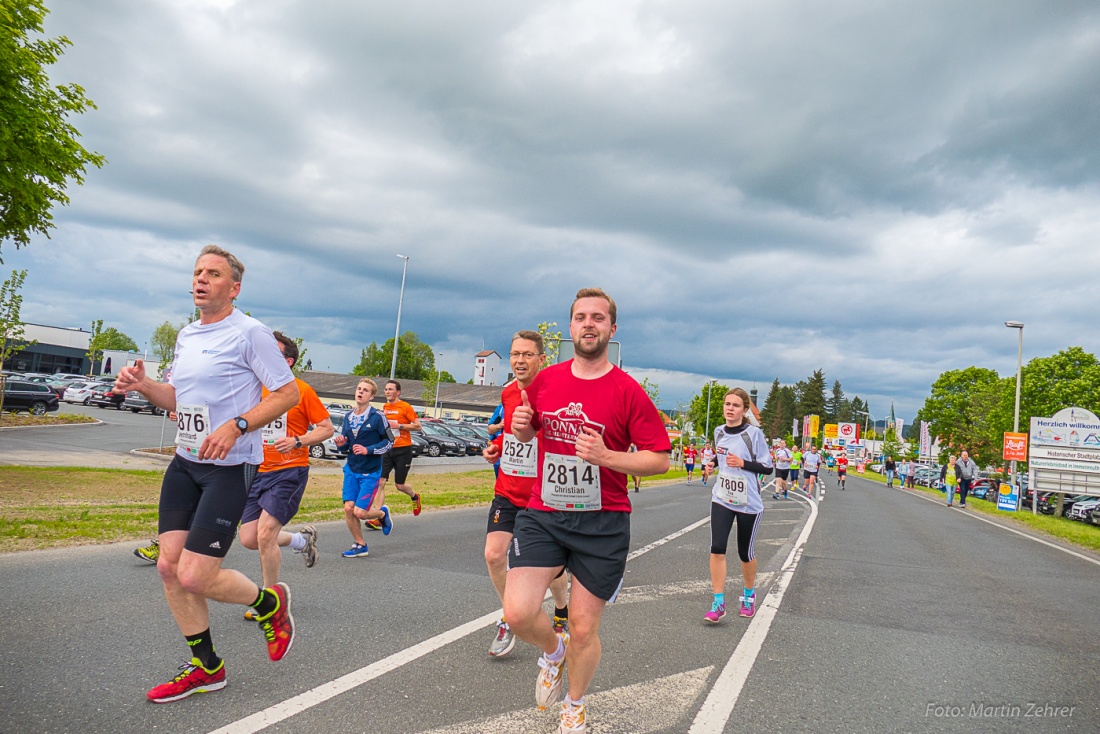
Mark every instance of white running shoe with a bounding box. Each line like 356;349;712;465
559;698;586;733
535;631;569;710
488;620;515;658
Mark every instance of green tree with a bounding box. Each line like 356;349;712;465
353;331;435;380
149;320;183;376
690;381;729;442
537;321;562;367
291;336;309;374
440;370;456;383
882;426;903;462
824;379;846;423
796;369;828;419
759;378;784;438
0;0;105;257
640;377;660;408
0;269;34;416
1000;347;1100;429
86;320;138;368
917;366;1003;466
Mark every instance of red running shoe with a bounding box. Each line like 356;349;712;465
257;582;295;661
412;493;422;516
146;658;226;703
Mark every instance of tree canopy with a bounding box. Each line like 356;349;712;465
353;331;435;380
86;320;137;367
0;0;104;256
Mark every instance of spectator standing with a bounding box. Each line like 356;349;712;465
884;455;897;487
955;450;979;508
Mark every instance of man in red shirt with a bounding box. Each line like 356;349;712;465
683;443;698;484
481;330;569;658
836;452;849;490
506;288;671;734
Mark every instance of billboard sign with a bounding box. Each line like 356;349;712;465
1003;432;1028;461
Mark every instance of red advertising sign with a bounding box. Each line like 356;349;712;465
1003;432;1028;461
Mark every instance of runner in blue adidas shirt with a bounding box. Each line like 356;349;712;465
700;388;773;622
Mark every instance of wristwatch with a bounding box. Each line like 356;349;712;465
294;436;303;449
233;416;248;435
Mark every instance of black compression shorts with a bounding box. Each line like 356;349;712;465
159;455;258;558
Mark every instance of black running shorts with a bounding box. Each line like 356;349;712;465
381;445;414;484
159;455;258;558
508;509;630;602
774;468;790;481
487;494;523;534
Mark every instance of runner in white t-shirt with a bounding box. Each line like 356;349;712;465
115;246;300;704
700;388;773;622
772;439;792;499
700;442;716;487
802;444;823;499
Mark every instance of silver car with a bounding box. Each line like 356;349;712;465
62;382;99;404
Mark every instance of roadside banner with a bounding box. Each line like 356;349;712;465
802;416;812;441
837;422;857;443
824;423;838;440
1003;432;1028;461
997;482;1019;512
895;418;904;438
792;418;799;438
920;421;931;457
808;415;820;439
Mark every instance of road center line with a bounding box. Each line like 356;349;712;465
688;493;818;734
207;515;714;734
889;484;1100;568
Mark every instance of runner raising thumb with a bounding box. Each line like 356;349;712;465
512;389;534;434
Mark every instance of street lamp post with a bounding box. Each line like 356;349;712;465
390;255;410;380
433;353;442;419
856;410;876;461
1005;321;1025;511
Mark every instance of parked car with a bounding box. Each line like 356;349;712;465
1067;497;1100;521
1038;494;1093;517
442;421;488;455
52;372;86;381
419;422;465;457
62;382;100;404
87;384;126;410
313;412;346;459
969;477;999;501
2;380;60;415
1089;506;1100;527
123;391;164;415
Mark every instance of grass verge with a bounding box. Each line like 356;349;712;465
0;465;497;553
0;411;97;427
0;463;696;553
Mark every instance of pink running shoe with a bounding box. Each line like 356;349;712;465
740;594;756;618
704;602;726;624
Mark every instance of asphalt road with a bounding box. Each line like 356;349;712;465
2;472;1098;733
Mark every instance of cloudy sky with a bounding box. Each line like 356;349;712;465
8;0;1100;420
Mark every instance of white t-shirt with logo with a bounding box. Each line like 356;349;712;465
171;309;295;466
711;423;773;515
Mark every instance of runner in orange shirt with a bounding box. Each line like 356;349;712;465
376;380;424;515
239;332;334;608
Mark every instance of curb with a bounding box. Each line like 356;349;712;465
0;418;104;431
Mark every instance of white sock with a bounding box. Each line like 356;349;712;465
289;533;307;551
546;636;566;663
565;696;584;708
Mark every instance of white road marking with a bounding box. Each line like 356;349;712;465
207;516;715;734
688;493;819;733
890;485;1100;568
416;666;714;734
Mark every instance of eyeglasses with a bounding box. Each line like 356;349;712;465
509;352;542;359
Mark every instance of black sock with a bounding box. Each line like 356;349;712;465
250;587;278;618
185;629;220;670
555;606;568;619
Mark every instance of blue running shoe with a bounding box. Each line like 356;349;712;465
342;543;369;558
380;505;393;536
